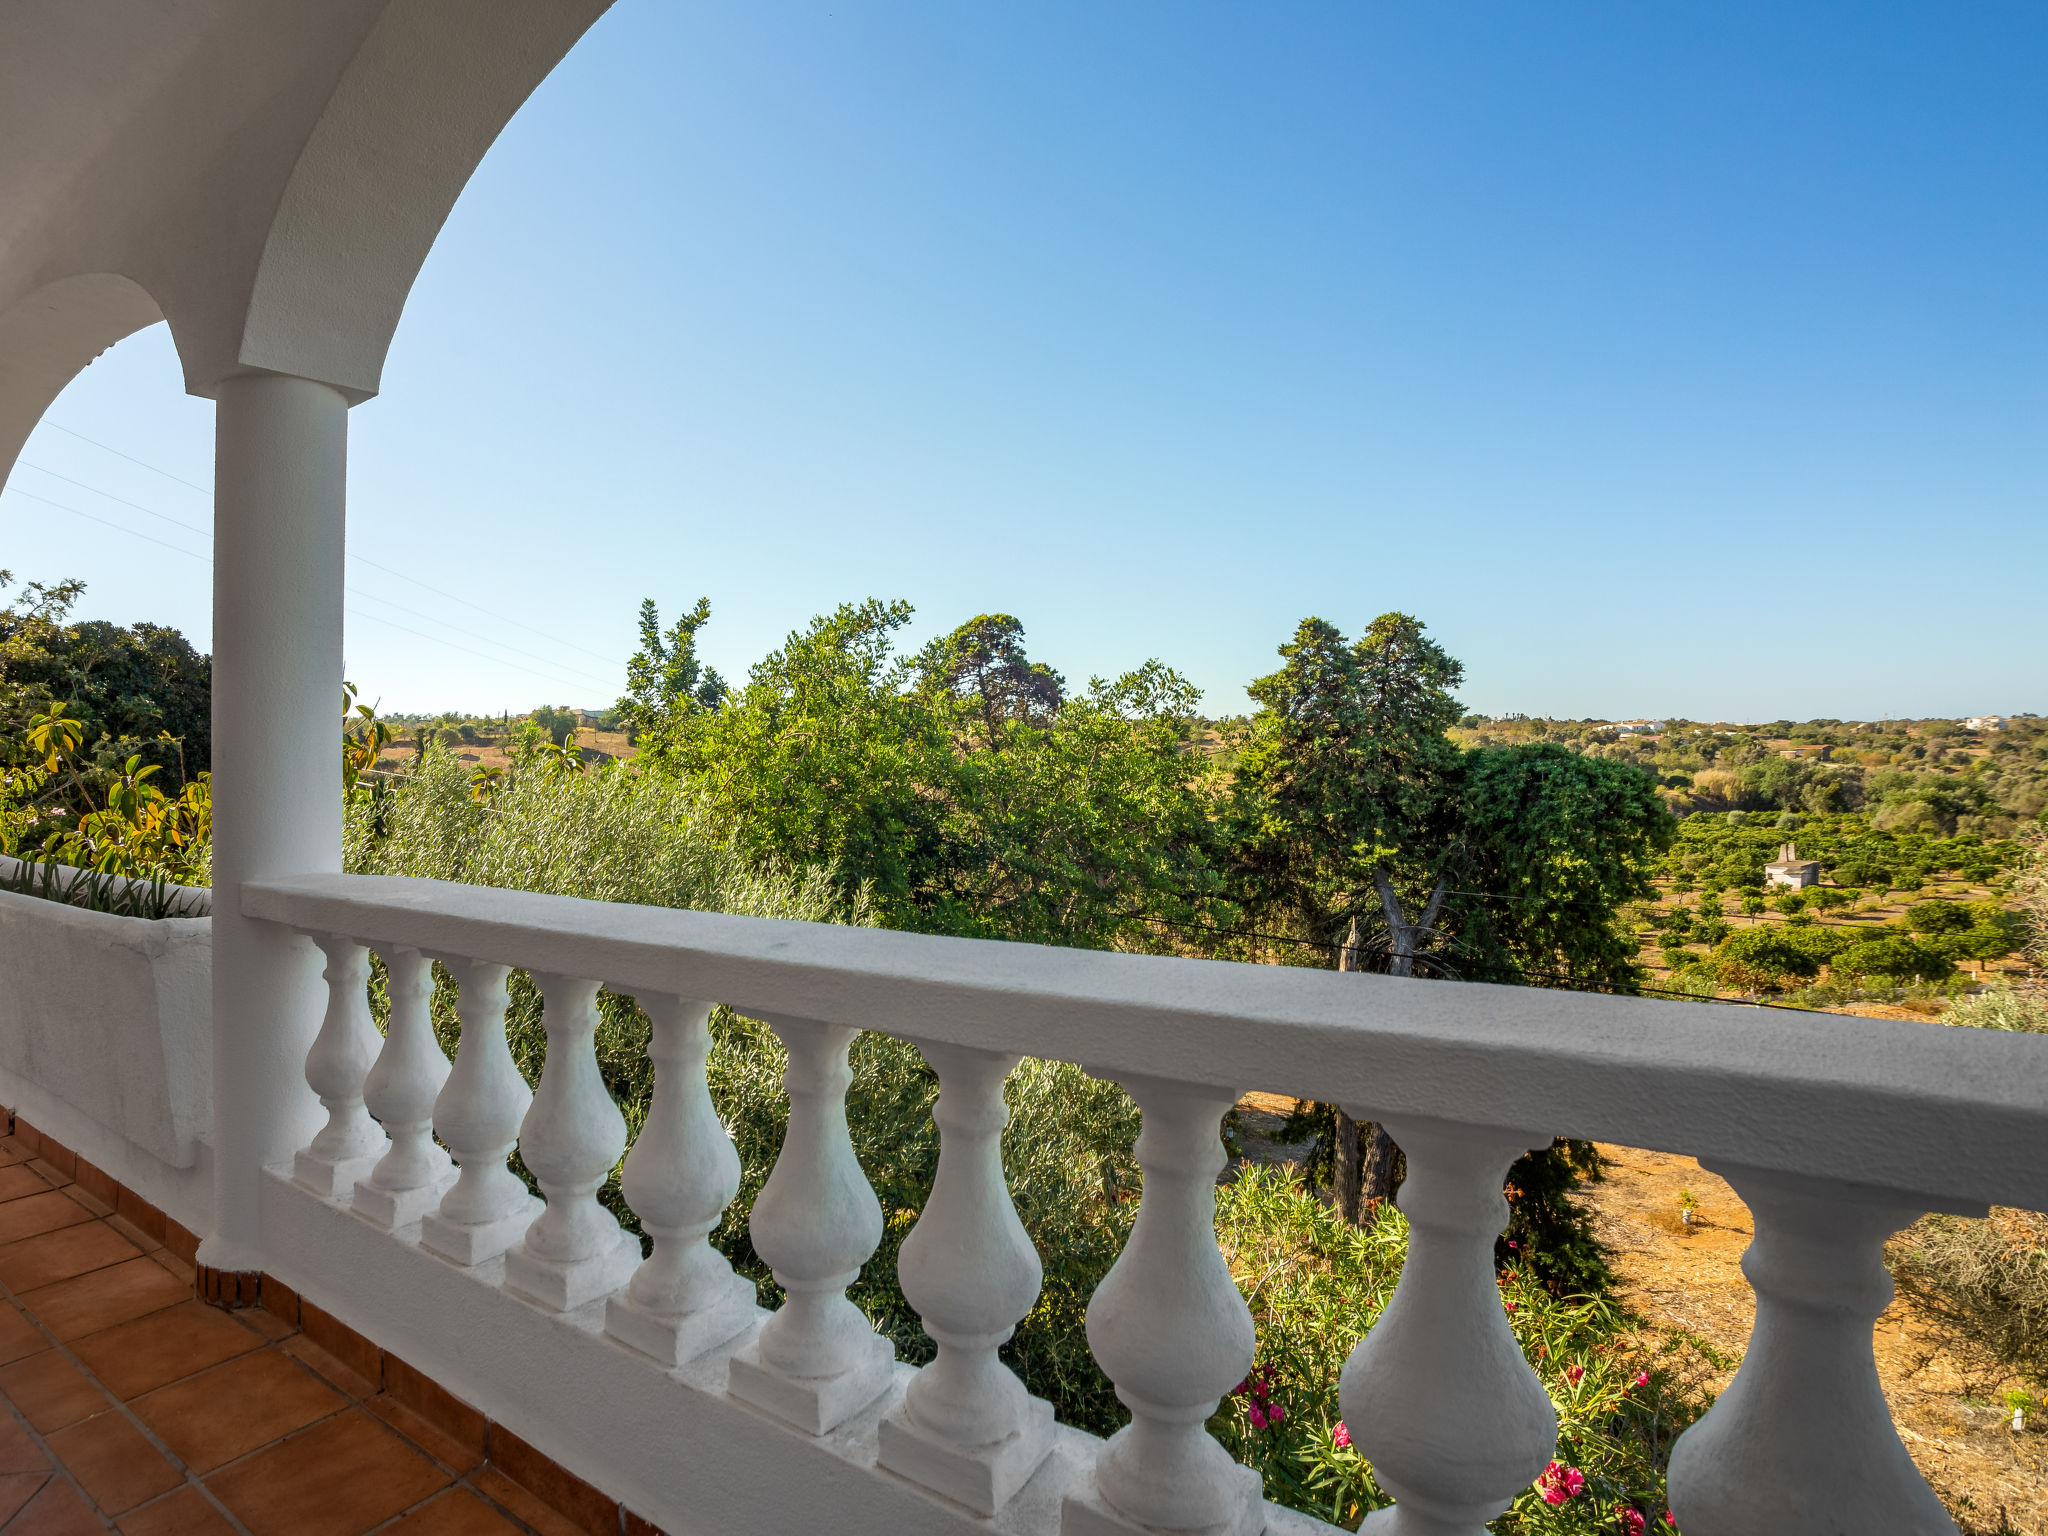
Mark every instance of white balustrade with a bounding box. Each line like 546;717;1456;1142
352;945;455;1228
421;957;543;1265
1667;1163;1981;1536
235;872;2048;1536
1063;1074;1261;1536
606;995;757;1363
727;1017;894;1435
1338;1115;1557;1536
880;1043;1053;1515
293;933;388;1197
502;973;638;1310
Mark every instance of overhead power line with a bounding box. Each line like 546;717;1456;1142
12;436;629;698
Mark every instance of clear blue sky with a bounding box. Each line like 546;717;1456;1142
6;2;2044;721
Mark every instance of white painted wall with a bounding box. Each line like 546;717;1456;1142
0;855;214;1232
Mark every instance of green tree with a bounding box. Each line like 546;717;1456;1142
1227;613;1464;958
618;596;728;749
1835;936;1955;984
917;613;1065;746
1;571;210;791
1904;900;1969;937
529;705;578;747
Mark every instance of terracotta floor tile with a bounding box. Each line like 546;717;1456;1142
0;1471;48;1524
206;1411;448;1536
0;1305;50;1367
0;1165;53;1203
0;1193;94;1248
5;1474;106;1534
0;1223;145;1294
115;1486;239;1535
233;1307;291;1344
45;1411;182;1514
278;1337;374;1400
141;1253;194;1290
69;1303;263;1400
60;1188;114;1221
0;1140;31;1168
24;1162;71;1192
469;1470;582;1536
385;1488;527;1536
25;1260;191;1343
0;1413;51;1475
0;1352;112;1434
133;1348;345;1474
99;1219;159;1257
365;1396;481;1477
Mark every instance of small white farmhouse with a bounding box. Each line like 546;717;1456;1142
1764;843;1821;890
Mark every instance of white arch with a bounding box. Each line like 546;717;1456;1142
0;273;164;488
0;0;612;444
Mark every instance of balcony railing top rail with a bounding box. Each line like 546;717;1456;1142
245;871;2048;1213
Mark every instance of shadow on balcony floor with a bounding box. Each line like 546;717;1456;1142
0;1136;614;1536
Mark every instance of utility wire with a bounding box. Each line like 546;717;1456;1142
42;422;212;495
4;485;619;698
35;425;629;670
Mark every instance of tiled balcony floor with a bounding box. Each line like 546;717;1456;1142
0;1137;593;1536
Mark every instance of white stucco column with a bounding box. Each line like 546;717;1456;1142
200;371;348;1276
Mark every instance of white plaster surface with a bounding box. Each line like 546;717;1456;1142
261;1167;1330;1536
243;872;2048;1214
0;866;212;1170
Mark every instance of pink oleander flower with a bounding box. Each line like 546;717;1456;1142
1634;1371;1651;1389
1248;1405;1268;1429
1267;1404;1286;1425
1234;1379;1248;1396
1504;1300;1517;1312
1663;1513;1676;1526
1331;1422;1351;1449
1536;1462;1586;1506
1619;1509;1646;1536
1565;1365;1585;1384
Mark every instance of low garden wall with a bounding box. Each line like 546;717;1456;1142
0;853;213;1234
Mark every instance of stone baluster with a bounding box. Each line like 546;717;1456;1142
352;946;455;1228
504;973;639;1311
1062;1074;1262;1536
292;934;388;1197
1338;1115;1557;1536
1668;1163;1981;1535
880;1043;1053;1515
606;995;757;1362
727;1017;893;1435
421;958;542;1265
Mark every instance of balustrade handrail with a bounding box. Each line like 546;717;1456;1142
244;871;2048;1212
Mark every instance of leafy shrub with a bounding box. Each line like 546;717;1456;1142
1214;1167;1718;1532
1834;936;1955;984
1946;985;2048;1034
0;854;207;918
1890;1209;2048;1389
1711;928;1821;989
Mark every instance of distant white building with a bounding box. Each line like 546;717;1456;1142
1765;843;1821;890
1964;716;2009;732
1610;720;1667;735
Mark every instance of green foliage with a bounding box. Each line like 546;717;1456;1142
1905;900;1970;936
1212;1167;1717;1533
1453;745;1673;988
1834;935;1956;984
617;596;727;747
529;705;579;747
639;599;1224;949
0;571;209;791
1227;613;1465;940
1710;928;1822;990
0;856;206;919
1946;984;2048;1034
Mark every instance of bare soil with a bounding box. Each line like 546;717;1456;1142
1586;1146;2046;1534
